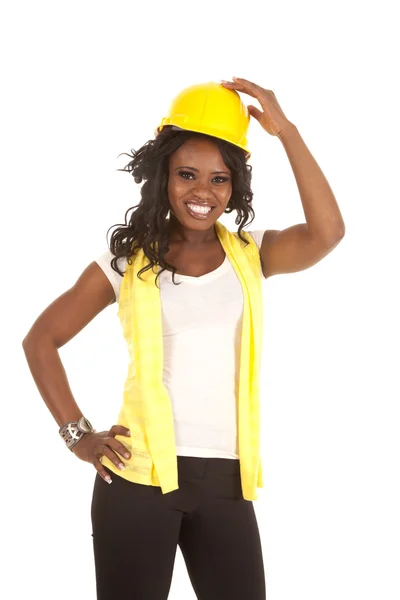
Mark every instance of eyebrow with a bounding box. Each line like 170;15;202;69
175;165;230;175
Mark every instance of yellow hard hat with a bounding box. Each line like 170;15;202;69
157;81;251;154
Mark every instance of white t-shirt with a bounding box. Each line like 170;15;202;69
95;230;265;460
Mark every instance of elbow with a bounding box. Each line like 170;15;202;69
325;226;345;248
22;335;33;354
335;226;346;243
22;331;39;353
336;225;346;239
23;331;56;354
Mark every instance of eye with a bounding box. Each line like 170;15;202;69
178;170;195;180
178;170;230;184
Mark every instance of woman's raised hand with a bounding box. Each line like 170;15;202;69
220;76;292;137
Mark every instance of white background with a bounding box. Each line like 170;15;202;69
2;1;399;598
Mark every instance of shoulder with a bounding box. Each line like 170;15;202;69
233;229;267;278
246;230;265;250
95;249;127;270
94;250;127;303
231;229;265;250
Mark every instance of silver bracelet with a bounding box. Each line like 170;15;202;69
59;416;95;451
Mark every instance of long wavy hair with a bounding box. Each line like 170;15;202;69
106;125;255;288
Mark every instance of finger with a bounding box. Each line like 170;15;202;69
232;76;257;86
107;436;131;460
94;460;113;484
109;425;131;438
221;77;255;88
222;80;258;99
101;444;127;471
247;104;263;121
232;76;261;93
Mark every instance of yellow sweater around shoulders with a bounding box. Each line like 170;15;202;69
100;220;264;501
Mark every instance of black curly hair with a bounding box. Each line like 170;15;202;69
106;125;255;288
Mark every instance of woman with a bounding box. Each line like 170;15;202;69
22;77;345;599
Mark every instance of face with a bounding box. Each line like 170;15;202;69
167;137;232;236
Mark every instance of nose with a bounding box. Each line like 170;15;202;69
192;181;213;200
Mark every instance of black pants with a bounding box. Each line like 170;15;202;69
91;456;266;599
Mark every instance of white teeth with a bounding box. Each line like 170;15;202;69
187;203;212;214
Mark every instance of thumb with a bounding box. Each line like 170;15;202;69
247;104;263;121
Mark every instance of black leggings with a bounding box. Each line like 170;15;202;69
91;456;266;599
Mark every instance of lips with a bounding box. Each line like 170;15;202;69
184;201;216;208
184;203;215;219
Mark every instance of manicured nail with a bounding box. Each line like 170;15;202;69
126;430;131;436
119;463;125;470
105;476;112;484
124;452;130;459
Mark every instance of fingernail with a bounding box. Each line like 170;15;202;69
124;452;130;459
126;430;131;436
105;476;112;484
119;463;126;470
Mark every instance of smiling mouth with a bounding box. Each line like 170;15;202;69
184;203;216;218
184;202;216;209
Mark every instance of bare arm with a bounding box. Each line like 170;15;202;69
22;261;132;483
22;261;116;428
